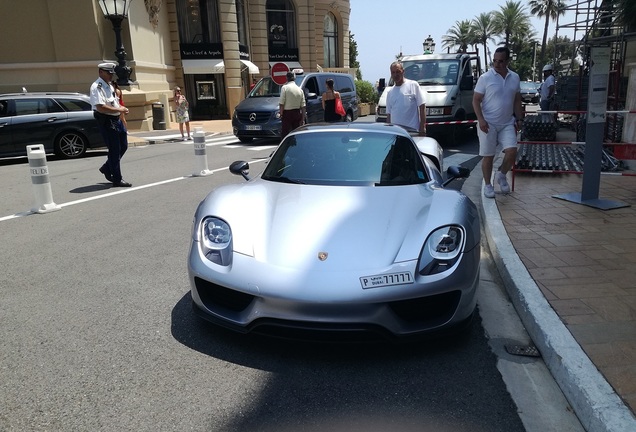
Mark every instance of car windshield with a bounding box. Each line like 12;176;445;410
262;130;429;186
399;59;461;86
520;82;538;91
248;77;283;97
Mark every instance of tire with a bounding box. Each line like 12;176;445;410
54;131;88;158
345;111;353;122
238;136;253;143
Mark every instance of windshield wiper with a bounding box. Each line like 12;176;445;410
263;175;306;184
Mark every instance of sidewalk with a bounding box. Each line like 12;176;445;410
126;120;636;431
483;164;636;431
127;119;233;145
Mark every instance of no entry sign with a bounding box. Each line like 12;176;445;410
271;62;290;85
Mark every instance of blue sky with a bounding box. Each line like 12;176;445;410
349;0;577;84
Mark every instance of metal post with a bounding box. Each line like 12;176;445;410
553;47;628;210
109;16;133;86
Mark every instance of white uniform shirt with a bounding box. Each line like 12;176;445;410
474;67;520;126
540;74;555;101
386;78;426;130
89;77;121;117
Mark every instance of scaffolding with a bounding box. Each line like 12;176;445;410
554;0;635;141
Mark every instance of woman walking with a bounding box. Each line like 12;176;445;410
173;86;191;140
321;78;342;122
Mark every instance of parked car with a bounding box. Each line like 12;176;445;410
188;122;481;341
0;92;104;158
520;81;540;104
232;70;358;143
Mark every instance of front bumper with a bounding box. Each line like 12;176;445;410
188;242;480;340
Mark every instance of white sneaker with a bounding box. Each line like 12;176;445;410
484;184;495;198
496;171;510;194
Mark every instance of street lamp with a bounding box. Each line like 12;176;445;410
97;0;133;86
423;35;436;54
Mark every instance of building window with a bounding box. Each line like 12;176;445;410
266;0;297;52
323;13;338;67
236;0;248;47
176;0;221;44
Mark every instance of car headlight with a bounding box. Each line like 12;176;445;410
418;225;464;275
275;111;281;119
200;217;233;266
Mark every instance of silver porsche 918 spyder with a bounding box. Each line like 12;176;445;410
188;123;480;340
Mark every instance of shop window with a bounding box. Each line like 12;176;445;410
266;0;297;51
323;13;338;68
176;0;221;44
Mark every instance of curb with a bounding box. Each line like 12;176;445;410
480;184;636;432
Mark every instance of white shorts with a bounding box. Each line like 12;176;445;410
478;123;517;157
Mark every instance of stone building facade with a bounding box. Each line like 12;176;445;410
0;0;352;130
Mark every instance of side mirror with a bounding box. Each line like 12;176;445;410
306;92;318;100
442;165;470;187
229;160;250;181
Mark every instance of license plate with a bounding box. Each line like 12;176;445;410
245;125;261;130
360;272;413;289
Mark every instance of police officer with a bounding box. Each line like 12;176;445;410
90;62;131;187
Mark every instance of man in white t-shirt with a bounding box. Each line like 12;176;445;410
472;47;523;198
386;61;427;136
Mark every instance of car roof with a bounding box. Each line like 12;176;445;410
0;92;89;98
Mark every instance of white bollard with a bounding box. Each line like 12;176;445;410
27;144;61;214
192;127;213;177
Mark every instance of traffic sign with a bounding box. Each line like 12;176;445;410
271;62;289;85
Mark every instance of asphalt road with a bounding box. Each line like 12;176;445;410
0;131;581;431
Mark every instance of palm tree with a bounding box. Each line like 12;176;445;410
442;20;474;53
493;0;531;47
528;0;566;65
471;12;497;71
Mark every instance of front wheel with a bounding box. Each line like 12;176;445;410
345;111;353;122
54;131;88;158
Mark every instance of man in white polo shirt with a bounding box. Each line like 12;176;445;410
473;46;523;198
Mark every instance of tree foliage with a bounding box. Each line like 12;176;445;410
349;33;362;80
471;12;497;70
355;79;378;104
442;20;475;53
528;0;566;65
493;0;531;47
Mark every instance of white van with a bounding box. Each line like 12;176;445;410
376;53;481;136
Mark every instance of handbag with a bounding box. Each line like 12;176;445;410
335;97;346;117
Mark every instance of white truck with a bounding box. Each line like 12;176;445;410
376;52;481;138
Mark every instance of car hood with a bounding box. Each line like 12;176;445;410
235;96;279;112
197;180;472;271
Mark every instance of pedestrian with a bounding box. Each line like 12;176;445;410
321;78;342;122
278;71;306;139
472;46;523;199
174;86;191;141
112;81;127;130
539;64;556;120
89;62;131;187
385;61;427;136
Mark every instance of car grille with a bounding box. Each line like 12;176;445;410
236;111;272;124
194;277;254;312
388;291;461;327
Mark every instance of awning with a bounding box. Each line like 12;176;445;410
240;59;259;74
181;59;259;75
182;59;224;74
268;61;303;72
